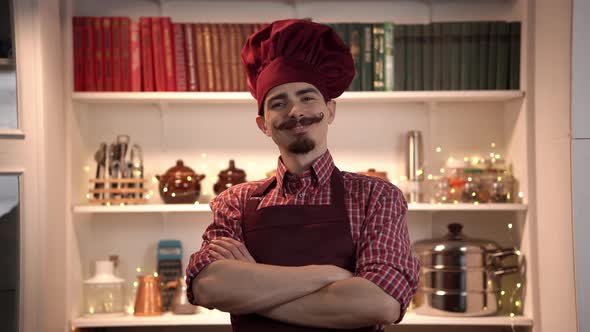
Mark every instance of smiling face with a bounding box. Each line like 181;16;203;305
256;82;336;156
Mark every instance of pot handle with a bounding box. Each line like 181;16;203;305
489;248;518;260
493;265;520;276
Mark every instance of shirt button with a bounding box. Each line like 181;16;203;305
298;193;304;198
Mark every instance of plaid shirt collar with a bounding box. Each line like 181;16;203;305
276;149;335;194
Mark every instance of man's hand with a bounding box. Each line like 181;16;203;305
209;237;256;263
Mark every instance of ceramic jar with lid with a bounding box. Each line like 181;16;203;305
84;260;125;317
155;160;205;204
213;160;247;195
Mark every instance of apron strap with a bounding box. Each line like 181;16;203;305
330;167;346;211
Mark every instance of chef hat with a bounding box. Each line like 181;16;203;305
241;19;355;115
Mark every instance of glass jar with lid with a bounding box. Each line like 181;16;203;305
84;260;125;317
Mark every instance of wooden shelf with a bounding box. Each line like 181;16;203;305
72;202;527;214
0;57;15;68
70;311;533;328
72;90;525;105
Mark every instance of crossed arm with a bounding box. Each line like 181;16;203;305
192;237;400;329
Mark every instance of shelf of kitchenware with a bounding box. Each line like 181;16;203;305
71;90;525;105
0;57;14;66
70;310;533;328
72;202;527;214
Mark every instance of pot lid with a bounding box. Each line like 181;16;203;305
412;223;500;254
162;160;197;177
84;260;124;284
217;160;246;181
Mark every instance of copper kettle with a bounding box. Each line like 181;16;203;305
155;160;206;204
134;275;163;316
213;160;247;195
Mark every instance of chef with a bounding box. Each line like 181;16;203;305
186;19;420;331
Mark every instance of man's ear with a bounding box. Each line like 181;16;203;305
256;115;271;136
326;100;336;124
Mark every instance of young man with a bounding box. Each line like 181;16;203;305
186;19;420;331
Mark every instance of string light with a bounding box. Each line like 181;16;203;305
201;153;207;158
436;147;442;152
508;223;513;229
136;267;142;273
491;142;496;148
84;166;91;172
440;168;445;174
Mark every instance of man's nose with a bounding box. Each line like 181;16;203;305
286;101;304;118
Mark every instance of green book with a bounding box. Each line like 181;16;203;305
406;25;416;91
384;22;394;91
495;22;510;89
450;22;461;90
460;22;470;90
508;21;521;90
441;23;452;90
361;23;373;91
423;24;433;91
394;24;407;91
478;22;490;90
432;23;443;90
487;22;499;90
414;24;424;90
348;24;363;91
469;22;480;90
372;23;385;91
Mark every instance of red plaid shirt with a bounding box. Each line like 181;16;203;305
186;150;420;323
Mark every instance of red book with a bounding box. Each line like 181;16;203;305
219;24;231;92
185;24;198;91
120;17;131;91
102;17;113;91
130;21;141;92
173;23;187;91
140;17;154;91
210;24;222;92
202;24;215;92
93;17;104;91
112;17;122;91
83;17;95;91
73;17;84;91
151;17;166;91
162;17;176;91
194;24;207;91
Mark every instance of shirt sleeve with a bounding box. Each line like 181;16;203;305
185;187;245;306
354;184;421;324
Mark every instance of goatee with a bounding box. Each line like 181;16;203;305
288;137;316;154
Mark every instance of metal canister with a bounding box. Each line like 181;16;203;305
406;130;424;202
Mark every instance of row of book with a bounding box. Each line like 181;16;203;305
72;16;265;92
73;17;521;92
329;21;521;91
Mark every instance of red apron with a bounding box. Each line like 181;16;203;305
231;167;378;332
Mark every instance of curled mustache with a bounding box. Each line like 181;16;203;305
274;112;325;130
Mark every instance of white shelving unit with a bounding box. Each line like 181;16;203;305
72;202;528;214
72;90;525;105
71;311;533;328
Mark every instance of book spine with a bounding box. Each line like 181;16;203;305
203;23;215;91
495;22;510;89
162;17;176;91
432;23;442;90
218;24;232;92
102;17;113;91
173;23;187;91
413;24;423;91
406;25;415;91
394;24;406;91
422;23;433;91
460;22;470;90
93;17;104;91
228;24;240;91
140;17;154;91
151;17;166;91
450;22;461;90
112;17;122;91
73;17;85;91
120;17;131;91
478;22;490;90
195;24;208;91
487;22;498;90
130;21;141;92
384;22;394;91
348;23;362;91
441;23;452;90
372;23;385;91
238;24;251;91
83;17;95;91
509;21;521;90
184;23;198;91
469;22;480;90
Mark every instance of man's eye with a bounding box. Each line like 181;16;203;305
302;96;315;102
270;102;286;109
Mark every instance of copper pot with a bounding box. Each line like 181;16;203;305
155;160;205;204
134;275;163;316
214;160;247;195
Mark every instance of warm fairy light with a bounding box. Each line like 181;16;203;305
491;142;496;148
517;283;522;288
194;201;200;205
436;290;446;296
171;193;176;197
201;153;207;158
442;196;447;201
106;202;111;206
453;200;459;204
510;313;515;318
490;152;495;157
516;250;521;256
501;290;506;296
507;193;512;200
515;301;521;307
495;154;501;159
187;175;192;181
436;147;442;152
153;272;159;277
450;188;456;194
126;306;134;314
163;187;168;192
133;170;142;177
492;158;496;163
508;223;513;229
468;177;473;182
400;176;408;181
84;166;90;172
434;245;445;252
145;194;151;200
497;176;503;181
149;190;154;195
203;192;209;196
89;307;94;314
427;174;433;180
448;157;454;162
86;193;91;199
518;192;524;198
464;157;469;162
437;202;442;205
417;169;424;176
471;192;476;197
133;281;138;288
135;162;141;168
474;201;479;205
119;203;125;206
440;168;445;174
136;267;142;273
151;177;158;184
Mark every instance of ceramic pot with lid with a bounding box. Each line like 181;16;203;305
358;168;390;182
214;160;247;195
155;160;205;204
412;223;520;317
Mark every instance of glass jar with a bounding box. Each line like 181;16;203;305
84;260;125;317
460;170;482;203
